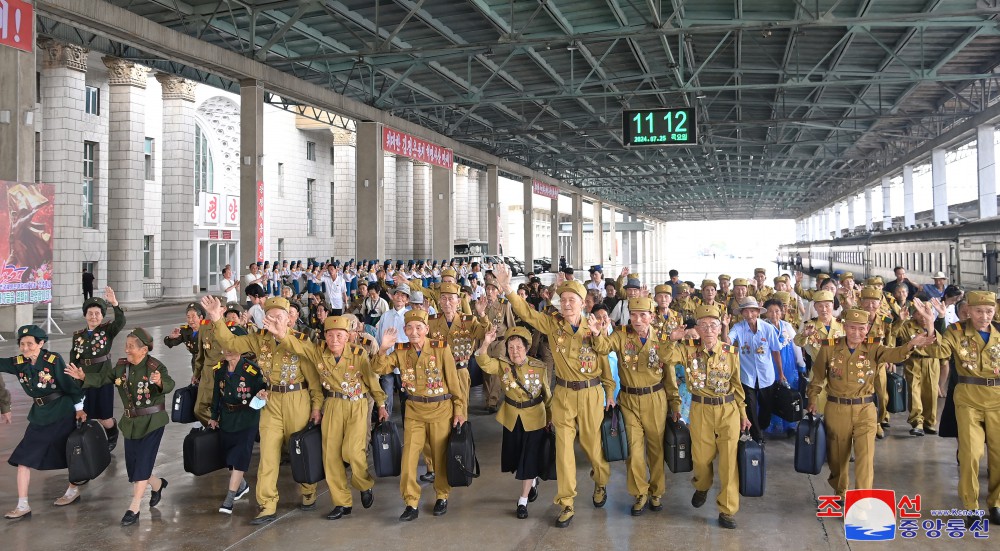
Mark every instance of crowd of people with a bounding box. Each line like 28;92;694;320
3;260;999;532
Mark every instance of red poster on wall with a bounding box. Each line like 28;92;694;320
0;0;33;54
382;127;454;169
0;181;53;304
256;180;264;262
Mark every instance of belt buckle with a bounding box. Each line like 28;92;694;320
987;379;997;387
33;397;44;406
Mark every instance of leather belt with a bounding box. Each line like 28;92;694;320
828;395;875;405
125;403;166;418
958;376;999;387
455;361;468;370
554;376;602;391
269;382;309;393
406;394;452;403
504;395;544;409
323;389;368;401
80;354;111;366
691;394;735;406
223;402;248;412
621;382;664;396
32;392;64;407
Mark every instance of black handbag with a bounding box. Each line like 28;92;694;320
601;405;629;462
371;421;402;477
66;420;111;484
446;421;480;487
794;413;827;475
774;380;804;422
288;421;325;484
183;427;226;476
886;371;909;413
171;384;199;424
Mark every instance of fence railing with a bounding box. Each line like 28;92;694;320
143;282;164;303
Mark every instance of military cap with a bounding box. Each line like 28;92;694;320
263;297;290;312
186;302;207;318
16;324;47;343
439;282;462;295
678;283;690;292
864;277;882;286
701;279;718;289
404;309;429;325
817;273;831;281
441;267;458;278
813;290;835;303
468;273;478;280
733;278;750;287
504;326;532;346
556;280;587;300
839;272;855;281
654;284;673;296
589;265;603;274
695;305;721;320
129;327;154;350
967;290;997;307
754;268;766;275
842;308;869;325
773;291;791;305
718;274;732;282
323;316;351;332
773;275;789;285
628;297;656;313
357;279;369;287
245;284;266;298
860;286;882;300
82;297;108;316
224;302;244;316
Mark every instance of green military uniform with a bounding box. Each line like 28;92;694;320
592;300;681;512
81;355;175;439
211;306;324;519
892;317;940;432
0;349;84;425
506;281;614;524
807;311;916;497
283;319;387;509
427;311;490;419
373;311;466;510
71;301;126;420
210;358;266;432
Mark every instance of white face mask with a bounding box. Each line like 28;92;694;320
250;395;266;410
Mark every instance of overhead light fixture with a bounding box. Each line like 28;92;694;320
696;93;707;99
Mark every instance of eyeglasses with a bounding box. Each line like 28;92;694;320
695;322;721;329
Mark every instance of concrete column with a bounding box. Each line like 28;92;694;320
521;177;534;272
549;196;559;273
629;213;639;269
931;148;949;224
382;153;397;257
881;176;892;228
454;165;469;242
571;194;583;268
864;187;873;231
395;156;413;256
593;201;604;266
903;165;915;227
0;29;37;328
155;74;196;301
104;57;148;308
240;79;265;271
431;165;453;260
977;124;998;219
478;169;489;242
486;166;499;255
466;168;479;241
332;128;357;258
846;196;855;232
412;161;431;258
356;122;384;259
833;204;841;237
607;205;616;266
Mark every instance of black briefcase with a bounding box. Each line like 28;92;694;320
171;384;199;424
446;421;480;487
886;371;909;413
664;417;693;473
737;434;766;497
183;427;226;476
371;421;402;477
66;420;111;485
288;421;324;484
774;381;804;422
601;406;629;462
538;428;558;481
794;413;827;475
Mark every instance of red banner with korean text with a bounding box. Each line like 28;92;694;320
383;127;454;169
532;180;559;200
0;0;33;53
0;181;53;304
256;181;265;262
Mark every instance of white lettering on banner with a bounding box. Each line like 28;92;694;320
0;0;33;53
382;127;454;169
532;180;559;200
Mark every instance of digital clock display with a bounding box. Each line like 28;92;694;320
622;107;697;146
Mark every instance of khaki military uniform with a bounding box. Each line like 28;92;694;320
427;313;490;419
193;321;231;425
726;298;746;325
408;281;473;315
593;327;681;500
672;298;698;321
374;339;466;508
794;318;846;414
808;338;913;496
283;337;386;508
653;309;683;335
925;322;1000;511
483;298;517;410
675;339;746;516
212;320;324;516
755;286;775;304
866;316;896;428
794;282;817;302
892;318;939;430
507;293;615;510
476;353;551;432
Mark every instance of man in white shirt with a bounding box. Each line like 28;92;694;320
374;285;411;416
320;264;350;315
243;262;265;304
245;284;268;330
219;265;240;303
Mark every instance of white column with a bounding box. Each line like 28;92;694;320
977;124;998;219
864;187;873;231
571;194;583;268
412;161;431;257
156;74;196;300
846;196;855;232
478;169;489;241
382;153;397;257
455;165;469;242
395;156;413;255
521;177;534;270
593;202;604;266
882;176;892;228
332;128;357;258
932;148;949;224
467;168;480;241
607;205;616;265
903;165;915;227
833;204;841;237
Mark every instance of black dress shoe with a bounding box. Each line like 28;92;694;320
924;427;937;435
990;507;1000;525
691;490;708;508
516;504;528;519
718;513;737;529
149;478;168;507
106;423;119;452
419;472;435;483
880;422;890;429
250;513;277;525
361;489;374;509
325;506;352;520
528;481;538;503
964;513;984;529
121;510;140;526
433;499;448;516
399;506;419;522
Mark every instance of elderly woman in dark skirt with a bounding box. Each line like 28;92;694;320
474;326;551;520
0;325;87;519
67;328;175;526
207;325;267;515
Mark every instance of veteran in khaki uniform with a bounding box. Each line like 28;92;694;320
677;305;750;530
923;292;1000;526
374;309;466;521
201;296;324;525
795;290;845;414
653;284;683;335
672;283;699;322
727;279;751;325
806;308;932;499
695;279;728;320
427;282;490;419
717;275;733;304
495;265;615;529
592;297;682;516
482;279;518;413
858;286;897;437
753;268;775;303
891;303;940;435
193;300;241;425
399;267;473;315
280;316;388;520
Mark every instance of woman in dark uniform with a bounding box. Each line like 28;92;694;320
67;328;175;526
474;326;551;519
71;287;126;450
164;302;208;378
207;325;266;515
0;325;86;519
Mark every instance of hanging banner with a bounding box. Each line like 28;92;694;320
225;195;239;226
256;181;265;262
0;181;53;304
383;127;454;169
0;0;33;53
532;180;559;200
204;193;221;225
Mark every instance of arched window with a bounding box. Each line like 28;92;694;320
194;123;214;205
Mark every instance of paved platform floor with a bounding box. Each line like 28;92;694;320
0;298;994;549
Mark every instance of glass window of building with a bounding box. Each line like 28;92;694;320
194;124;213;205
83;141;96;228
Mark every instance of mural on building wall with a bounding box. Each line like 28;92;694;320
0;181;53;304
